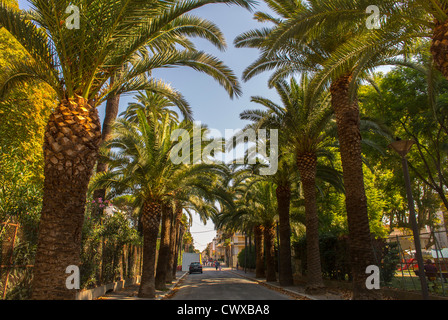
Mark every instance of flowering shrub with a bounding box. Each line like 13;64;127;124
0;159;42;299
80;199;142;288
88;197;113;210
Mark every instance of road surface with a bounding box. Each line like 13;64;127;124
168;266;293;300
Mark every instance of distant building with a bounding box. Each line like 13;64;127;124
434;210;448;248
228;232;245;268
205;229;247;268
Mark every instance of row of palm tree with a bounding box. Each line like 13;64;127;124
230;0;378;299
88;73;379;299
214;76;345;293
90;105;230;297
217;0;447;300
214;166;281;281
240;76;338;291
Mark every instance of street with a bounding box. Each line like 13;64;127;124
168;266;294;300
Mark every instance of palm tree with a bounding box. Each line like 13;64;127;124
91;110;228;297
321;0;448;82
241;180;278;282
156;174;228;289
94;89;186;286
272;159;295;286
93;85;190;213
240;75;342;293
95;12;242;205
120;90;189;124
91;112;175;298
214;166;267;278
92;0;258;217
167;200;184;282
234;0;381;299
217;167;280;281
93;86;189;218
155;200;174;290
229;139;298;285
426;1;448;79
92;110;228;297
0;0;254;299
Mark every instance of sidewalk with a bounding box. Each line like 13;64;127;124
228;268;345;300
96;270;188;300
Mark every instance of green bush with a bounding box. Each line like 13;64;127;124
0;159;42;300
80;202;142;288
292;233;400;285
372;239;400;285
237;247;256;269
293;233;351;281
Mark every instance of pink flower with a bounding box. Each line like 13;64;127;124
99;204;105;208
91;200;95;203
98;198;103;203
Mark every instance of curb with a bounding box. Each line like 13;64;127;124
76;276;141;300
156;271;189;300
228;270;318;300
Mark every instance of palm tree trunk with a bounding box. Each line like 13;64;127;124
138;200;162;298
275;183;294;286
31;96;102;300
297;152;325;293
173;225;184;279
263;222;276;282
155;202;172;290
330;74;379;300
254;224;265;278
166;204;176;283
92;79;120;284
168;202;183;281
92;76;121;218
431;19;448;80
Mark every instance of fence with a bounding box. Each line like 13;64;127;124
386;229;448;296
292;226;448;297
0;220;143;300
0;222;20;299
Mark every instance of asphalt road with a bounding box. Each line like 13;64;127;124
168;266;293;300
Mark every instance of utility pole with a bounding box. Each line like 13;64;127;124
389;139;429;300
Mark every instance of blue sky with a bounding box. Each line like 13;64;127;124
17;0;279;251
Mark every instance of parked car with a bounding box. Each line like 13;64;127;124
189;262;203;274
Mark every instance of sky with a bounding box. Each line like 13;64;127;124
17;0;279;251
